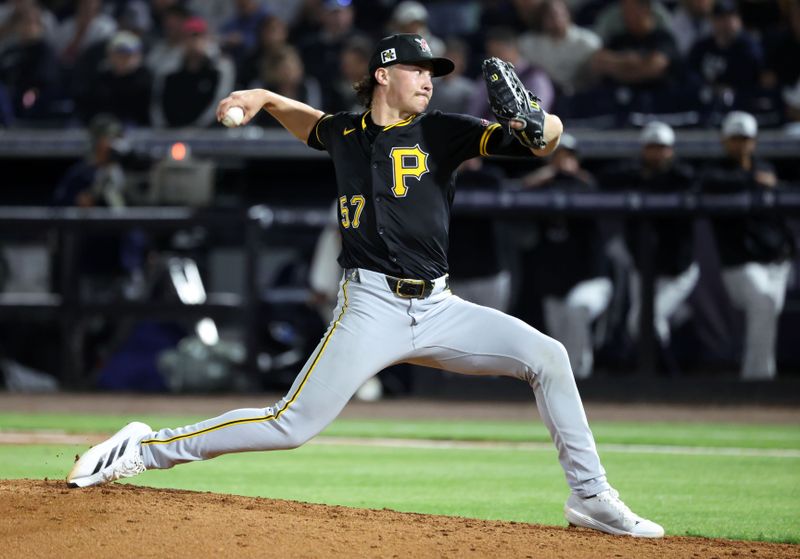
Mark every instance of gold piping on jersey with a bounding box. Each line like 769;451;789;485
360;110;418;132
312;114;334;146
140;280;351;447
383;113;417;130
479;123;501;157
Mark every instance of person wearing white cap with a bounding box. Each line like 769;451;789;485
521;134;612;379
76;30;152;125
388;1;444;57
602;122;697;370
700;111;796;380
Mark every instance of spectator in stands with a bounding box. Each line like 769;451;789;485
518;0;602;96
76;30;152;126
700;111;796;380
52;114;131;296
424;0;481;38
218;0;271;70
249;44;321;126
53;113;127;208
150;16;235;128
145;5;188;78
237;13;289;89
186;0;234;26
426;37;474;114
52;0;117;66
671;0;714;56
0;86;12;126
589;0;681;116
260;0;305;27
329;35;371;112
737;0;784;37
0;0;57;52
480;0;543;35
762;0;800;100
687;0;764;116
148;0;186;33
0;4;60;122
518;134;612;379
67;2;153;124
116;1;152;39
298;0;359;111
603;122;698;361
784;78;800;128
468;26;554;120
593;0;673;42
189;0;303;29
387;1;445;56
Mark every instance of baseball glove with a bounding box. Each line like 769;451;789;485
482;57;547;150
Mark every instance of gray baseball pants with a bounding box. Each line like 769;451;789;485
544;277;613;379
627;263;700;344
140;268;610;498
721;260;791;380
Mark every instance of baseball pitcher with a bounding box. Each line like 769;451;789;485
68;34;663;538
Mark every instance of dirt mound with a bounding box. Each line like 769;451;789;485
0;479;795;558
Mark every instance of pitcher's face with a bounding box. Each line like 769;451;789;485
384;63;434;114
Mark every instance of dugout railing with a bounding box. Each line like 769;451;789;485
1;191;799;388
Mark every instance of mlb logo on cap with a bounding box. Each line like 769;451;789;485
414;37;430;54
381;48;397;64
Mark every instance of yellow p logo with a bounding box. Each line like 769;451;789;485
389;145;429;197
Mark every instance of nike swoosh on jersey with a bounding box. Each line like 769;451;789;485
343;128;356;136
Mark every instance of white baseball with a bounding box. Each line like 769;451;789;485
221;106;245;128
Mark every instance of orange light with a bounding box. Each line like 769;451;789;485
171;142;187;161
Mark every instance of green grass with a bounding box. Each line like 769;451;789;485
1;413;799;543
2;412;799;449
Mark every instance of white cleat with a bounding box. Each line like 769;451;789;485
564;488;665;538
67;422;151;488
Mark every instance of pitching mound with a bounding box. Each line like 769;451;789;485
0;479;794;558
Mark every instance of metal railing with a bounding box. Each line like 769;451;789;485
1;127;799;160
1;191;798;387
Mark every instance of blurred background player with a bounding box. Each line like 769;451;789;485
519;134;611;379
603;122;698;372
448;158;514;313
52;113;148;299
700;111;796;380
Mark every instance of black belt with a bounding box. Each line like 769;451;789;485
385;274;448;299
344;268;447;299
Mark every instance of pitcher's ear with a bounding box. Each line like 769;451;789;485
375;67;389;85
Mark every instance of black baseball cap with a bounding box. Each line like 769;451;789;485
368;33;454;77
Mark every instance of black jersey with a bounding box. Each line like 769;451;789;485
603;161;697;276
307;109;531;280
700;158;796;266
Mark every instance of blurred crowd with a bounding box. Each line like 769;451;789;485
0;0;799;129
1;0;798;392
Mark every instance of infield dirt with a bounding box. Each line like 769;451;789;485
1;479;797;559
